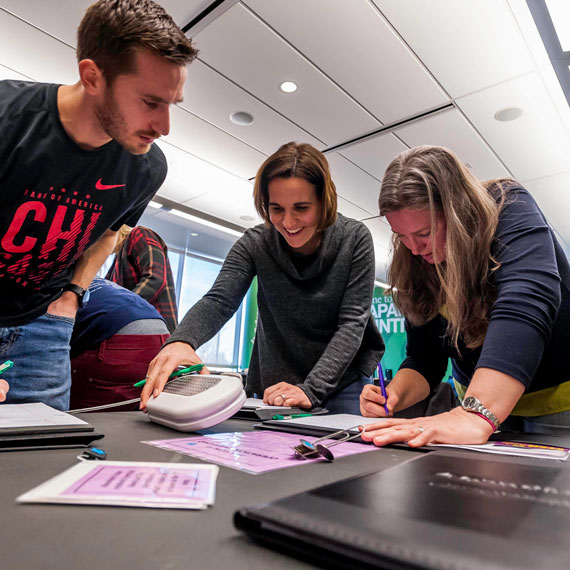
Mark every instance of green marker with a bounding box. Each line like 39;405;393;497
272;413;313;420
0;360;14;374
133;363;204;388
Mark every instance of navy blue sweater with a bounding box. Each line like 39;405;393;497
401;186;570;394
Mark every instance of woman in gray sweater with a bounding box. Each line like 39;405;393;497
141;142;384;413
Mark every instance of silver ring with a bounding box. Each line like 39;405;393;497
417;426;425;433
280;394;287;400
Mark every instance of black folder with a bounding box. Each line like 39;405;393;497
235;451;570;570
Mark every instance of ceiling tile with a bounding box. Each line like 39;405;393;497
0;63;31;81
182;177;261;228
339;132;408;181
523;171;570;252
395;108;511;180
456;72;570;181
165;105;266;179
193;2;381;145
0;1;89;46
0;9;77;84
376;0;533;98
327;153;381;215
245;0;448;123
183;59;322;155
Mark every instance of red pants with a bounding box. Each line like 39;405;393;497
70;333;169;411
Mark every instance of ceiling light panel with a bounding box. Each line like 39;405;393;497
377;0;534;99
246;0;448;123
193;3;380;144
395;108;511;180
181;60;322;154
0;9;77;84
456;72;570;181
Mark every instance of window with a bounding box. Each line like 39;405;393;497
171;251;242;369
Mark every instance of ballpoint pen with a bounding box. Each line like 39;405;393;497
133;363;204;388
377;362;390;416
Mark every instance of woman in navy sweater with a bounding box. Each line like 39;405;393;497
360;145;570;446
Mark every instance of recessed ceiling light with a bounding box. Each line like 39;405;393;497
494;107;523;122
279;81;298;93
147;200;162;209
190;232;198;237
240;215;255;221
230;111;254;126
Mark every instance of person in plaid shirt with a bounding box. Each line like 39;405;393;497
106;225;178;333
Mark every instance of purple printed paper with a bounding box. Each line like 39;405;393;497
144;431;378;474
61;464;216;503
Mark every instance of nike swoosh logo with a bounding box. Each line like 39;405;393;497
96;178;126;190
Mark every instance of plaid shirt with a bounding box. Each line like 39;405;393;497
106;226;178;333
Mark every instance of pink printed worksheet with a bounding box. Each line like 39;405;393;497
144;430;378;474
17;461;219;509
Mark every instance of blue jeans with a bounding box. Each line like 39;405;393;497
321;374;372;415
0;313;74;410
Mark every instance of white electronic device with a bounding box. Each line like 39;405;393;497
146;373;246;432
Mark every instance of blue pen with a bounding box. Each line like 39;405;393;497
377;362;389;416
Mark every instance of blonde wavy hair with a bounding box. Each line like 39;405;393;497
380;145;511;349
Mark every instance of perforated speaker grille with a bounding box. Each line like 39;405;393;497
162;375;221;396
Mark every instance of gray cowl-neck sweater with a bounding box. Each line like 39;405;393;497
165;214;385;406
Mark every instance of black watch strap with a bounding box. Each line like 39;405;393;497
62;283;87;307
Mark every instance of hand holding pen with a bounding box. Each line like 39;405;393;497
376;362;390;416
140;342;210;410
359;363;393;418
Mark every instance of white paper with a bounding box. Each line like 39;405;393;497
266;413;386;433
434;441;570;461
17;460;219;509
242;397;291;410
0;403;88;429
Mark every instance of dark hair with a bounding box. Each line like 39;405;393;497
77;0;198;83
253;142;337;230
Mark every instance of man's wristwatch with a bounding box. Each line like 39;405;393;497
462;396;500;431
62;284;90;307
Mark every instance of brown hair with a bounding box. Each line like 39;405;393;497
379;145;513;349
253;142;337;231
77;0;198;83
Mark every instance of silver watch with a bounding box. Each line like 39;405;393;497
462;396;500;430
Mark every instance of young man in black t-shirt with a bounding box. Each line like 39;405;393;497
0;0;197;409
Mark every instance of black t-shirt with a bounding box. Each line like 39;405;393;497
0;80;167;326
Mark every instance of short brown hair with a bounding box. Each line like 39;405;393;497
77;0;198;83
253;142;337;230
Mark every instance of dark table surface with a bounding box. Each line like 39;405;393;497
0;411;420;570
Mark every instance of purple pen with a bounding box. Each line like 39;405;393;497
377;362;389;416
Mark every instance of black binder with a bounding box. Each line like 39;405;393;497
235;451;570;570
